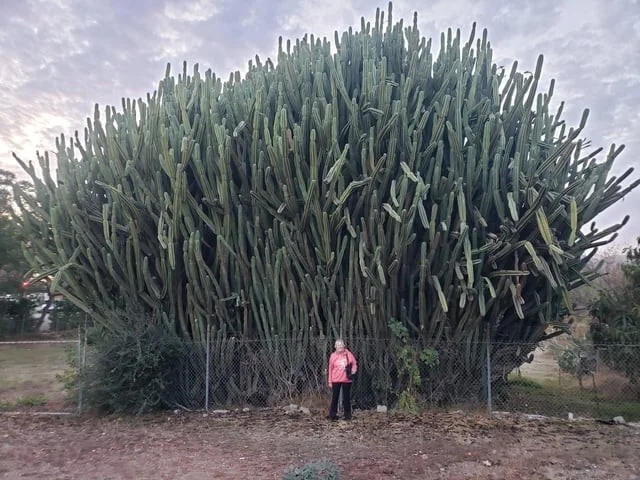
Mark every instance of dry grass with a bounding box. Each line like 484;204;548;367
285;391;331;412
0;342;72;406
517;343;561;383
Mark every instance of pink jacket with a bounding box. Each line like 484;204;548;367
328;349;358;385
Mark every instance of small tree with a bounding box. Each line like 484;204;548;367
388;318;439;411
590;239;640;385
554;337;597;390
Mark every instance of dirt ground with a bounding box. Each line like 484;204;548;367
1;408;640;480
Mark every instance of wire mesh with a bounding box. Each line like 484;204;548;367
2;335;638;420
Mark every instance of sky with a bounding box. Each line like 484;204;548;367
1;0;639;248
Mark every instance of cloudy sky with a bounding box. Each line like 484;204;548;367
1;0;639;246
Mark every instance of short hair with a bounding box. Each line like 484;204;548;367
335;339;345;348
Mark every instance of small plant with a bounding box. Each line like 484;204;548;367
56;343;81;393
388;318;439;412
553;338;598;390
282;459;341;480
15;395;47;407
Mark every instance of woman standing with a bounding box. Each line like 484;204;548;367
327;339;358;420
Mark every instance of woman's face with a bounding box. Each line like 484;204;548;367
335;341;345;351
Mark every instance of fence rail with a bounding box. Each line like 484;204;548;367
1;334;639;420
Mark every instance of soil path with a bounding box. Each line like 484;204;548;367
1;409;639;479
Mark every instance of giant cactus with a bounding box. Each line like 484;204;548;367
13;4;639;404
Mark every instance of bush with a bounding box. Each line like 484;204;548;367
78;322;191;414
282;459;341;480
388;318;439;411
552;337;598;390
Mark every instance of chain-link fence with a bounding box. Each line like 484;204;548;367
86;333;640;419
169;336;497;412
2;332;639;420
506;341;640;419
166;337;640;420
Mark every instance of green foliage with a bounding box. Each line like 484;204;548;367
11;3;639;406
0;169;32;287
389;318;439;411
0;396;49;410
591;239;640;385
15;395;47;407
282;459;341;480
554;338;595;375
0;171;23;269
0;169;36;337
56;343;82;394
556;346;581;375
506;376;542;389
0;297;36;337
78;322;190;414
552;337;598;389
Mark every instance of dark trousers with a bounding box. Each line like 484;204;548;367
329;382;352;419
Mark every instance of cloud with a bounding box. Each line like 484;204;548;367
278;0;361;36
0;0;97;174
153;0;223;59
164;0;220;22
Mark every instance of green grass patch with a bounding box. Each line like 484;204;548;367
15;394;48;407
507;377;543;389
504;374;640;421
0;395;49;410
588;400;640;421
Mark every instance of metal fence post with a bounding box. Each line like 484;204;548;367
485;322;492;413
78;314;88;414
205;322;211;412
76;325;82;415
